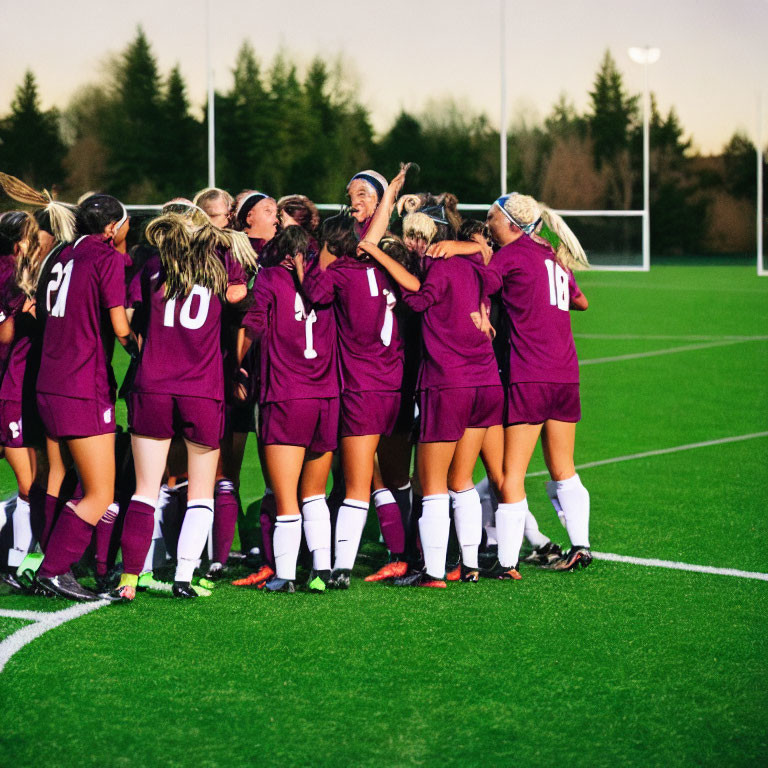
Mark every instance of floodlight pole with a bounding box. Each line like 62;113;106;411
499;0;508;196
206;0;216;188
758;91;765;275
629;47;660;271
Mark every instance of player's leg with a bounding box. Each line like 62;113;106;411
447;427;487;580
300;449;334;591
366;456;407;581
172;439;220;596
494;423;543;578
4;446;36;574
540;419;591;569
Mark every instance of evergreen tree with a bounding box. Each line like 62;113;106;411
0;70;66;190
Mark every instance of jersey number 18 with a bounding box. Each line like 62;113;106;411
544;259;569;311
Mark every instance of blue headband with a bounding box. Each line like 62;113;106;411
494;194;541;236
348;172;386;202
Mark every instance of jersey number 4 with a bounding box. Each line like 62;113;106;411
545;259;569;311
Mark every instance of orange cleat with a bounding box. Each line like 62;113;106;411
420;578;447;588
445;565;461;581
364;561;409;582
232;565;275;587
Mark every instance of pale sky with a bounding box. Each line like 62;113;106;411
1;0;766;155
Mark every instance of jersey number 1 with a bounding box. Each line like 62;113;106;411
545;259;569;311
294;293;318;359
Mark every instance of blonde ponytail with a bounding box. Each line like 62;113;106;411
0;172;76;243
539;208;590;271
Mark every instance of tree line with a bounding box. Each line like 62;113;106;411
0;28;764;255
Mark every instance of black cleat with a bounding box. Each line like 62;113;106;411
393;567;446;588
264;576;296;593
306;570;331;593
100;584;136;603
328;569;350;590
521;541;563;566
544;546;592;571
459;564;480;582
481;560;522;580
1;572;26;592
172;581;198;598
36;571;101;601
204;562;227;581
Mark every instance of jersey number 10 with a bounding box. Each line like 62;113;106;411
163;286;211;330
544;259;569;311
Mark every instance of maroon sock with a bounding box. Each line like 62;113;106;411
41;494;60;552
260;493;276;569
372;492;406;557
39;505;95;578
120;498;156;576
213;479;239;564
94;503;119;577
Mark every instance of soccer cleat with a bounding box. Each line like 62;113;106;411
172;581;198;598
459;564;480;582
1;572;26;592
544;546;592;571
307;570;331;593
137;572;173;592
393;568;447;588
101;584;136;603
482;560;522;580
231;565;274;587
445;565;461;581
204;562;226;581
195;577;215;591
36;572;101;601
521;541;563;566
264;576;296;593
364;561;408;582
16;551;44;588
192;583;212;597
328;569;350;590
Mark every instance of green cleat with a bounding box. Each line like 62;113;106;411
137;572;173;593
191;583;212;597
16;552;44;588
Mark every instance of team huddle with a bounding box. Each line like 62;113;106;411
0;162;592;601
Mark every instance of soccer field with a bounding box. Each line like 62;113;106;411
0;265;766;768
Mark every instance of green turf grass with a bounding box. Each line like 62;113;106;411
0;265;766;767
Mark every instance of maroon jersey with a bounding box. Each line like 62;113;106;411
402;254;501;390
37;236;126;402
0;284;33;403
243;265;338;403
128;254;224;400
490;237;580;384
0;254;16;371
302;256;403;392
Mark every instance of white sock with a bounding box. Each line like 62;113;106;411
496;499;527;568
175;499;214;583
302;495;331;571
372;488;396;508
524;509;550;549
546;480;566;527
274;514;302;580
8;497;33;568
333;498;368;571
556;474;590;548
418;494;450;578
449;488;482;568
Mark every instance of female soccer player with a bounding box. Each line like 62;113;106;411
193;187;234;230
300;167;408;588
485;193;591;572
113;212;232;600
359;202;504;587
33;194;136;601
240;225;337;593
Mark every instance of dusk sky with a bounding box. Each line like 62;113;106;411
1;0;766;155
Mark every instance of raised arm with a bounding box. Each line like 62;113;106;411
356;240;421;293
364;164;412;246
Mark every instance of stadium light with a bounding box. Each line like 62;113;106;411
628;46;661;271
206;0;216;187
499;0;508;196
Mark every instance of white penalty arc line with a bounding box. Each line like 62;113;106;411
527;431;768;478
592;552;768;582
579;337;764;366
0;600;108;674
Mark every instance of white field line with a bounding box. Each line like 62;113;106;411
592;552;768;582
0;600;108;674
574;333;768;341
580;280;768;294
579;337;763;366
526;431;768;478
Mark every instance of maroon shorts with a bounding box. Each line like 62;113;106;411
260;398;339;454
506;382;581;425
0;400;24;448
340;390;400;438
419;385;504;443
128;392;224;449
37;393;116;440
